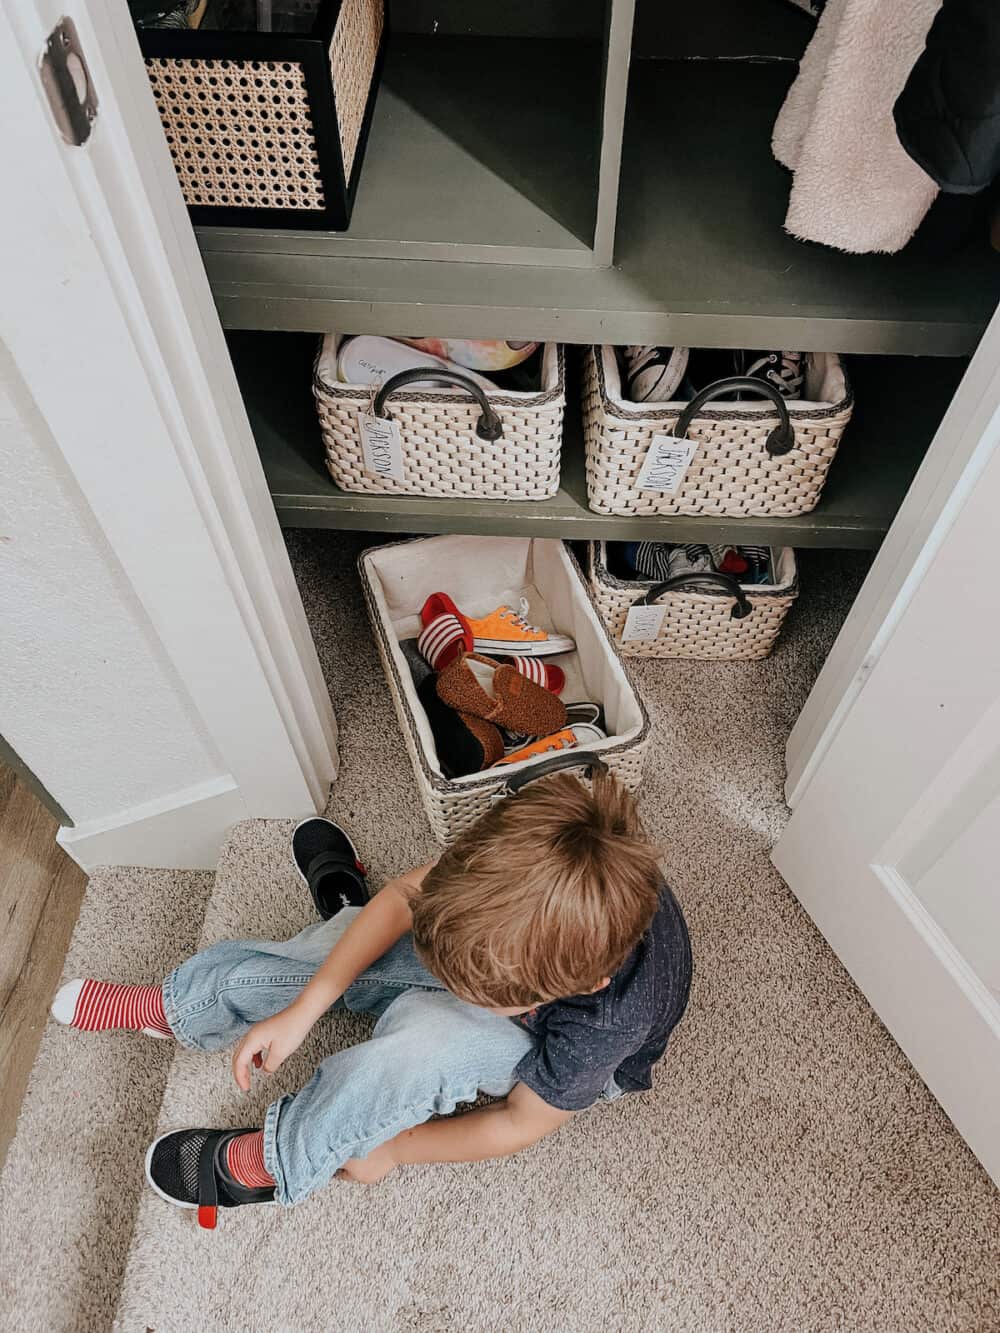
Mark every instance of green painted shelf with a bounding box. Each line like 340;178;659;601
203;56;1000;355
200;35;602;269
232;331;967;548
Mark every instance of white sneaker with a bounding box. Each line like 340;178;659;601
622;345;690;402
467;597;575;658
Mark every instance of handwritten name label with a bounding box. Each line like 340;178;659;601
622;603;667;643
359;412;405;482
635;434;697;493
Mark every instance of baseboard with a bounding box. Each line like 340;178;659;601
57;776;250;872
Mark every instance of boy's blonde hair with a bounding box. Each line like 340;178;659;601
411;772;661;1007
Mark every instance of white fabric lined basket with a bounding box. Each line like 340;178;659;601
315;336;565;500
588;541;799;661
359;535;651;844
582;345;853;517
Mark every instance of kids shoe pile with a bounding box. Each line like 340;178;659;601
337;336;542;393
414;593;606;778
621;541;774;585
621;345;805;403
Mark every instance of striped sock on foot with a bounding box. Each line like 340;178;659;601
52;979;172;1037
225;1131;275;1189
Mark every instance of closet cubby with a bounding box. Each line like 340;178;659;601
208;0;998;551
198;3;621;268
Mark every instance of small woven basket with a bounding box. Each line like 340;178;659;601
360;535;651;844
315;336;565;500
588;541;799;660
583;346;853;518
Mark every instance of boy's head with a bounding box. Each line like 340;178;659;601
411;772;661;1012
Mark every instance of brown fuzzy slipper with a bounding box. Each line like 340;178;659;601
437;653;567;737
417;674;503;777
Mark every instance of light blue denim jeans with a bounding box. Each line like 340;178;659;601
161;908;536;1204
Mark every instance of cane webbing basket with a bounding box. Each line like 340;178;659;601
139;0;385;229
329;0;382;178
147;58;326;210
583;346;853;518
360;537;651;844
315;338;566;500
588;542;799;661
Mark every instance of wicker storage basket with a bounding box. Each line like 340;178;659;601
360;535;651;843
139;0;385;229
588;541;799;660
583;346;853;517
315;337;565;499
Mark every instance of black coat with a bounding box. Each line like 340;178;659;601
894;0;1000;194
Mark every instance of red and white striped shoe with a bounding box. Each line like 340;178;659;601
418;592;474;671
498;655;564;695
418;593;566;693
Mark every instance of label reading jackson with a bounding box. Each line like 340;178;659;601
635;434;697;493
359;412;405;483
622;603;667;643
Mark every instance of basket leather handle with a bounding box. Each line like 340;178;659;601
674;377;795;458
643;571;753;620
502;751;609;794
373;368;504;442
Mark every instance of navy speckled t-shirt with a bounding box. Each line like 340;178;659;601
512;883;692;1111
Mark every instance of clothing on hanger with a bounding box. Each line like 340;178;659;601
772;0;942;254
894;0;1000;197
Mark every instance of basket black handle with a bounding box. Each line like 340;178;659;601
373;368;504;442
643;571;753;620
503;751;609;794
674;377;795;458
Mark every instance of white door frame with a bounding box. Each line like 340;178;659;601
2;0;338;869
786;304;1000;806
772;395;1000;1184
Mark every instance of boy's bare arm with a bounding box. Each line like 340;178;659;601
339;1083;573;1182
231;861;434;1090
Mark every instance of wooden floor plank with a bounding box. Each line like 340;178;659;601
0;766;86;1171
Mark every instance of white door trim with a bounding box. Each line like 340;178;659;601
2;0;338;868
785;304;1000;806
773;388;1000;1184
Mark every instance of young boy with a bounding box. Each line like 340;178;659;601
52;772;691;1227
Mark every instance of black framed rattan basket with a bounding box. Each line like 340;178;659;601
137;0;386;229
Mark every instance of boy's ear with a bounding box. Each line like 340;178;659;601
590;977;611;994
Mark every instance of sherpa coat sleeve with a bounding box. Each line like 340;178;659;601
894;0;1000;194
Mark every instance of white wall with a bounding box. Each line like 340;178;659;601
0;345;225;825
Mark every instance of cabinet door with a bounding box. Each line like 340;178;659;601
773;364;1000;1184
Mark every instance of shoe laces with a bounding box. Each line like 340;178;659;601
625;344;658;367
745;351;804;397
500;597;543;634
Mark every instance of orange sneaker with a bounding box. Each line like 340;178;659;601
497;719;606;766
467;598;575;658
496;728;577;766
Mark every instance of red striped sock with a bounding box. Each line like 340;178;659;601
70;979;172;1036
225;1131;275;1189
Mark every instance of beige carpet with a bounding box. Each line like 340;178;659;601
0;865;213;1331
3;532;999;1332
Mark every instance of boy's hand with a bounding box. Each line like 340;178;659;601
232;1008;313;1091
336;1141;397;1185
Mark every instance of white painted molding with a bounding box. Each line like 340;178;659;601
785;302;1000;807
58;778;248;873
2;0;339;867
